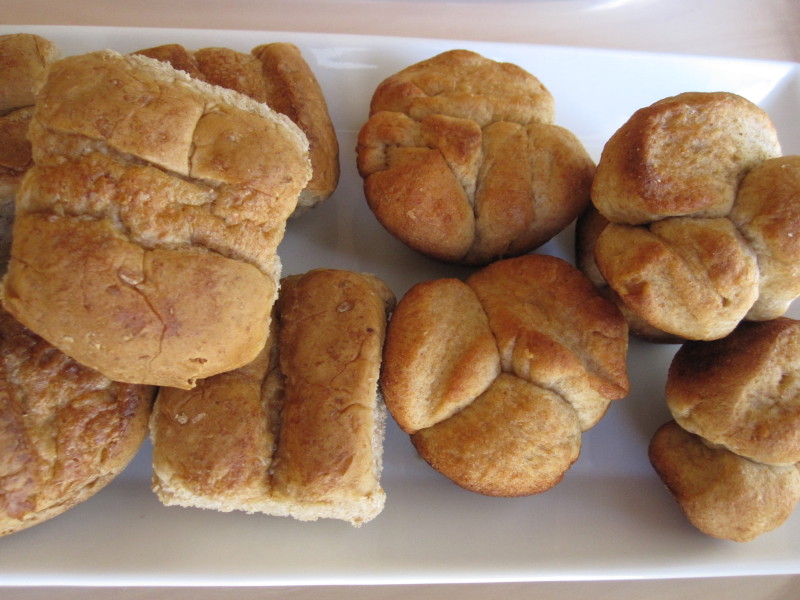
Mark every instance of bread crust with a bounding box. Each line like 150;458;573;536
357;49;594;265
381;255;629;496
1;50;311;388
135;42;340;213
0;309;154;537
649;421;800;542
151;269;395;526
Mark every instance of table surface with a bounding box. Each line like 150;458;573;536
2;1;800;598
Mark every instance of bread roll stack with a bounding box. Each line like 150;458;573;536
151;269;395;526
1;49;312;389
649;318;800;541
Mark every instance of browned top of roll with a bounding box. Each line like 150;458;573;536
666;317;800;466
381;254;629;497
135;42;339;212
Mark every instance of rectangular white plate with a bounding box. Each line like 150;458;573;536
1;25;799;587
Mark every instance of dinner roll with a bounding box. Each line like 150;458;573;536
381;254;629;496
585;91;799;341
649;421;800;543
357;49;594;265
650;317;800;541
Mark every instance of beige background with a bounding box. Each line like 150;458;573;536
3;1;800;598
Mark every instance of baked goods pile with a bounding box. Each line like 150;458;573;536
151;269;394;526
579;92;800;342
1;28;799;548
356;49;595;265
381;254;629;496
649;318;800;541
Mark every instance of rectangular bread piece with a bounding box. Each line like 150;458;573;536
150;269;395;526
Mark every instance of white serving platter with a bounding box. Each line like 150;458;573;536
0;24;799;587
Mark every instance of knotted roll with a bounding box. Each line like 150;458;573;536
649;317;800;541
1;50;312;389
582;91;800;341
381;254;629;496
357;49;595;265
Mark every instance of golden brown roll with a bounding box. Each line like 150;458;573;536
585;91;799;341
1;50;312;389
0;309;155;537
356;49;594;265
134;42;339;213
649;421;800;542
381;254;629;496
151;269;395;526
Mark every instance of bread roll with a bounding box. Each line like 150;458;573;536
134;42;339;213
1;50;311;389
649;421;800;543
151;269;394;526
650;317;800;541
587;91;799;341
356;49;594;265
0;308;155;537
381;254;629;496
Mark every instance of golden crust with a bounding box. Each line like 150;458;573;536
574;204;682;343
0;309;154;537
649;421;800;542
151;269;395;526
135;42;340;212
357;49;594;265
1;50;311;388
380;278;501;434
380;254;629;497
666;317;800;466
